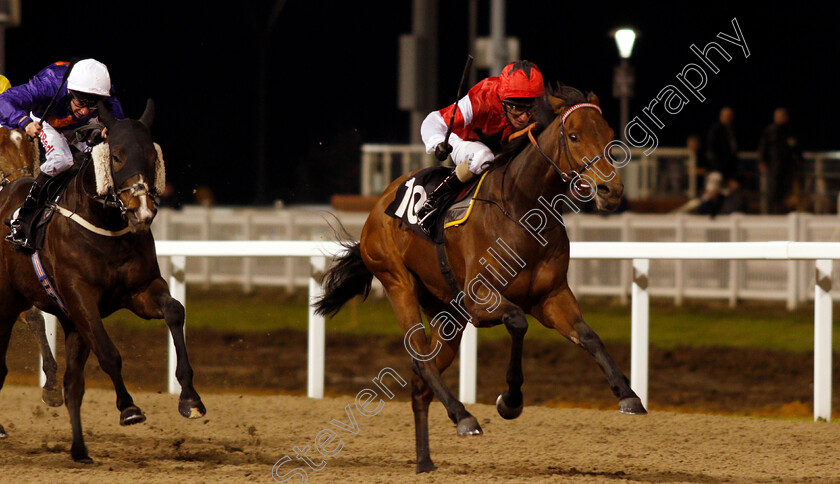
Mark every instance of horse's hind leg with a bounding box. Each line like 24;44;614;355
0;314;14;439
533;287;646;414
63;328;93;463
386;277;479;433
496;306;528;420
130;278;205;419
410;298;467;473
22;308;63;407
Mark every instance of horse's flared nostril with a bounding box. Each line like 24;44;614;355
597;184;610;196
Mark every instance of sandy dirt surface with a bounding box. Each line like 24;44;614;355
1;385;840;483
5;324;837;419
2;322;840;482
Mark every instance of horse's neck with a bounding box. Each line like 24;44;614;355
497;126;568;209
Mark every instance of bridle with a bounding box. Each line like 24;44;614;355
79;146;159;216
0;166;34;187
481;102;607;227
524;102;603;186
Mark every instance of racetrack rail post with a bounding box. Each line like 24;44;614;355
814;259;832;421
631;258;650;409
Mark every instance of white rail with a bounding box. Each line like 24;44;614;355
38;240;838;421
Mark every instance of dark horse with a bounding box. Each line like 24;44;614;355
0;127;63;409
315;86;646;473
0;100;206;462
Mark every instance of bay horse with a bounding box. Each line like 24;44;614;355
0;100;206;462
0;128;62;410
315;85;646;473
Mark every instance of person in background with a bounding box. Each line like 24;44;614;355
706;107;739;181
758;107;801;214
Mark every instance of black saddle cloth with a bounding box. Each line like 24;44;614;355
384;166;481;243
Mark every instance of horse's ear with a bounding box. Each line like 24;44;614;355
548;95;566;114
139;98;154;128
97;101;117;129
587;92;600;106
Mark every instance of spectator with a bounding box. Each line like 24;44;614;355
697;171;725;216
719;175;749;214
706;107;738;180
758;107;801;214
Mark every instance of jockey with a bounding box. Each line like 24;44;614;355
0;59;124;250
417;60;545;234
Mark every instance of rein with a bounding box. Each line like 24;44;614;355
0;166;34;186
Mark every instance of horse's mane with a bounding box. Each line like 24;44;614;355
492;82;590;167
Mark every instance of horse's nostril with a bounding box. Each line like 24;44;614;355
597;184;610;195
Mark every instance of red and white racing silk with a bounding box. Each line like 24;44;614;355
421;77;515;175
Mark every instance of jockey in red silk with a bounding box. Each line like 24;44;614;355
417;60;545;234
0;59;125;250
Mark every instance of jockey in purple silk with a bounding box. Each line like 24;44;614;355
0;59;124;250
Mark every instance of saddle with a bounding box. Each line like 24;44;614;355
5;163;79;251
385;166;487;243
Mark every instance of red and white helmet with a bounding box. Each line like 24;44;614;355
67;59;112;97
498;60;545;101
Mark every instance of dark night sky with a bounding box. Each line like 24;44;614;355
4;1;838;205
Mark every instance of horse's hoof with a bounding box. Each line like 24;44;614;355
456;415;483;436
619;397;647;415
0;424;6;439
71;445;93;463
496;393;523;420
119;406;147;426
179;398;206;419
416;460;437;473
42;387;64;407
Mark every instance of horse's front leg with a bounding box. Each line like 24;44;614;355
496;305;528;420
62;327;93;462
130;278;205;419
532;286;646;414
65;289;146;426
22;308;63;407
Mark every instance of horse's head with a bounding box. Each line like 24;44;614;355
547;87;624;212
95;99;164;233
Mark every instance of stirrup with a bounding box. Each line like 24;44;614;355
417;208;438;235
5;228;34;251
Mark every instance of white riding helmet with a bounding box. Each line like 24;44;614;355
66;59;111;97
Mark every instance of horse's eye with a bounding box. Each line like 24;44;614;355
569;133;579;142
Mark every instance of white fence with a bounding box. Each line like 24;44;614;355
151;208;840;308
40;240;838;422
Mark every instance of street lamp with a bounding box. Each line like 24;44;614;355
612;28;636;143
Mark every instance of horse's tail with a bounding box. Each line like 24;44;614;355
313;239;373;317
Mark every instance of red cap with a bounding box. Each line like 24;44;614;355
499;61;545;100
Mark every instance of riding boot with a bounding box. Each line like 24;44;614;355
417;171;466;236
6;172;51;250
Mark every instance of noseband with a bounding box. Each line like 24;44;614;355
81;152;158;216
523;102;603;185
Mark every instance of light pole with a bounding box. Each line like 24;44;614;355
612;28;636;143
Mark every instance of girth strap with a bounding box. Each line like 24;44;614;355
435;242;462;299
31;251;68;315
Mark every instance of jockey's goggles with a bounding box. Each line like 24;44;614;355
502;101;536;117
69;91;102;108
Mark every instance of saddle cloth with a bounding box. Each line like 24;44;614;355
384;166;489;243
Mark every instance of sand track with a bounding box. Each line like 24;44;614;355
2;385;839;483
